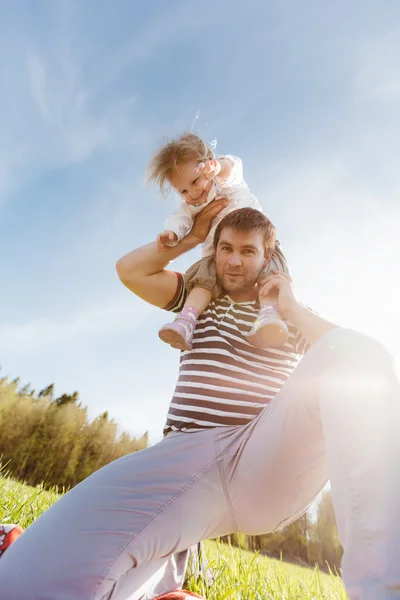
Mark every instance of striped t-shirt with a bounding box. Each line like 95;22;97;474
163;273;311;435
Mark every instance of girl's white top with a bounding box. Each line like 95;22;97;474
164;155;262;258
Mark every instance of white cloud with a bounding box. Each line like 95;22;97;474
0;6;176;204
354;28;400;104
0;49;108;202
27;54;50;122
25;48;110;164
0;296;153;353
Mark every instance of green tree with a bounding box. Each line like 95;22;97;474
315;490;343;571
38;384;55;399
0;374;148;488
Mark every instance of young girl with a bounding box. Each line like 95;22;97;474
147;132;289;351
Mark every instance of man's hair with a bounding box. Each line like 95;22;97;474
214;208;276;258
147;132;214;196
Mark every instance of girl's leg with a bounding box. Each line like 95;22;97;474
244;277;288;348
159;257;217;351
245;246;289;348
159;287;212;351
245;294;289;348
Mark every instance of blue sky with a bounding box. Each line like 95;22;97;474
1;1;399;444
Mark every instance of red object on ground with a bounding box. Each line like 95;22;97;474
155;592;205;599
0;524;25;557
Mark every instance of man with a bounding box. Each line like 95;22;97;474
0;203;399;600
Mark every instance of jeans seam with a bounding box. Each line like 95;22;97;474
92;454;221;600
214;429;240;533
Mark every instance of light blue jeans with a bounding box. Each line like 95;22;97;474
0;329;399;599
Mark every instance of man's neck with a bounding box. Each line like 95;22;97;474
224;287;258;303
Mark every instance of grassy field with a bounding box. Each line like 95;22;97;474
0;473;347;599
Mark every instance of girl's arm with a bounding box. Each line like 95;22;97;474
163;204;194;243
215;155;244;187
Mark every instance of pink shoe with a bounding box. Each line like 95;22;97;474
245;305;288;348
158;319;194;350
158;306;199;351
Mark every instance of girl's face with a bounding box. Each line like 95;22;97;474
169;159;212;206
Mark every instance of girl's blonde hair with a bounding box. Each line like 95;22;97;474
147;132;214;196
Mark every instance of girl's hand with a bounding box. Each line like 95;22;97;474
156;230;178;252
193;159;222;181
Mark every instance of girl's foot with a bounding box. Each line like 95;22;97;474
158;306;199;351
245;305;288;348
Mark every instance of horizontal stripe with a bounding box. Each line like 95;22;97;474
176;376;280;395
169;402;260;418
167;409;253;427
180;356;291;381
176;368;281;394
190;338;298;371
192;322;301;354
172;387;269;404
173;390;272;406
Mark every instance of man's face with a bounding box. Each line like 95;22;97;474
215;227;269;299
169;159;212;206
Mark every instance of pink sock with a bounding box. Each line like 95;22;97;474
259;305;281;318
177;306;199;324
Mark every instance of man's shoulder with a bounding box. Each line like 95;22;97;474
163;272;186;313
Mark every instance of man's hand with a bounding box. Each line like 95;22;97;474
156;230;178;252
258;271;298;321
259;271;339;344
189;197;227;244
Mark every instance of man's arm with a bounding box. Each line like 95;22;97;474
286;302;338;346
116;198;227;308
259;271;338;345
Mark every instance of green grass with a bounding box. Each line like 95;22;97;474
191;541;347;599
0;473;347;599
0;472;61;529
